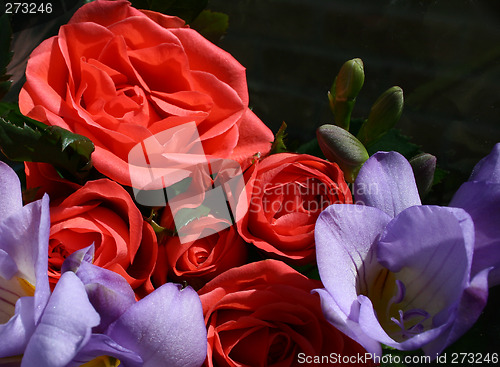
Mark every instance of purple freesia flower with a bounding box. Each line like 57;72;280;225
314;151;490;357
0;162;207;366
0;162;100;367
0;161;51;361
54;246;208;367
450;143;500;286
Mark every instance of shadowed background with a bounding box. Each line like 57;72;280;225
207;0;500;192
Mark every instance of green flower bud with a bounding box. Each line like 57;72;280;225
317;124;369;183
409;152;437;197
358;86;404;145
331;58;365;101
329;58;365;130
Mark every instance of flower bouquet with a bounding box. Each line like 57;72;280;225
0;0;499;366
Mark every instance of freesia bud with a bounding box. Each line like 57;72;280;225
409;152;437;197
358;86;404;145
317;124;369;183
328;58;365;130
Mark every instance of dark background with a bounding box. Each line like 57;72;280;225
206;0;500;191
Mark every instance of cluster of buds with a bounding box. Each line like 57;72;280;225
318;58;435;187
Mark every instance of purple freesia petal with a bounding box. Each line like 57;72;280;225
354;151;421;217
0;163;51;360
468;143;500;183
62;247;136;332
377;206;474;311
450;144;500;286
107;283;207;367
0;195;51;323
0;297;36;357
315;204;392;313
0;250;18;280
423;267;490;356
21;271;100;367
450;182;500;284
69;334;143;367
314;288;383;356
375;205;477;351
315;200;486;356
0;162;23;219
314;204;392;353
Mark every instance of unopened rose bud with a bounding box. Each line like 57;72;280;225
317;124;369;183
328;58;365;130
357;86;403;145
409;152;437;197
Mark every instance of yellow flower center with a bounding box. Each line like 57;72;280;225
81;356;121;367
0;276;36;324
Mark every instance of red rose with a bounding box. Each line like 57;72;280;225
47;178;157;296
198;260;368;367
153;213;247;290
238;153;352;265
19;0;273;188
25;161;82;201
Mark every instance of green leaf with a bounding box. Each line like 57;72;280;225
270;122;288;154
190;10;229;44
433;166;448;186
0;13;13;100
366;128;420;159
165;0;208;24
0;103;94;182
292;263;320;280
295;138;324;157
128;0;151;10
129;0;207;24
174;204;211;235
147;0;177;14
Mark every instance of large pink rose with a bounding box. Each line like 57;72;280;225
198;260;369;366
19;0;273;187
238;153;352;265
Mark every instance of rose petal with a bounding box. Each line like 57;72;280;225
68;0;147;27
